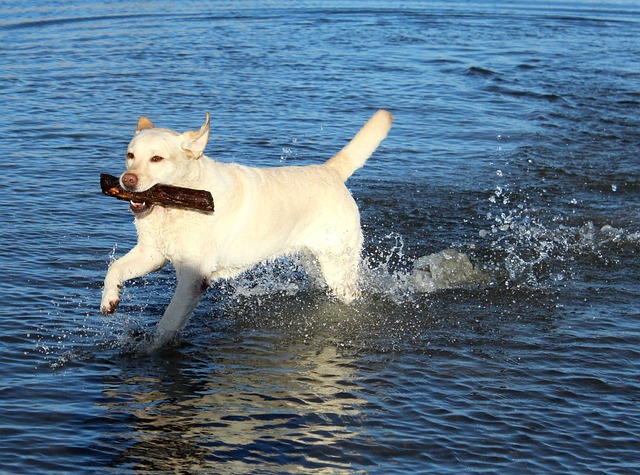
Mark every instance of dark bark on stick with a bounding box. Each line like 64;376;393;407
100;174;215;212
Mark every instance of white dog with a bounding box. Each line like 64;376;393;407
101;110;393;349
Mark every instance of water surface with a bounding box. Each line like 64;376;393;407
0;1;639;473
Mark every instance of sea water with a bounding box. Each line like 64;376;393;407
0;1;639;473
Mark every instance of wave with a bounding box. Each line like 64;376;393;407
0;13;151;31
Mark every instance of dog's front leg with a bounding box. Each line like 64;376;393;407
149;265;211;350
101;244;166;315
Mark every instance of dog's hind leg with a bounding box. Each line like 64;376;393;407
150;265;211;350
315;250;362;304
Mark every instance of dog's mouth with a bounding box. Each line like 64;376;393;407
129;200;153;215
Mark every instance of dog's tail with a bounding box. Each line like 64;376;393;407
326;109;393;181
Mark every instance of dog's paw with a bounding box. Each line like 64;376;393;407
100;298;120;315
100;289;120;315
101;283;122;315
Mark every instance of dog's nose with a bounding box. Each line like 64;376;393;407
121;173;138;190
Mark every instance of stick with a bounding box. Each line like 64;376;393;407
100;174;215;212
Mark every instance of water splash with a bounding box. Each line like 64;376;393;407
410;249;492;292
362;245;491;304
213;231;491;307
478;181;640;289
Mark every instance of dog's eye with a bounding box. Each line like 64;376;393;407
126;152;134;160
150;155;165;163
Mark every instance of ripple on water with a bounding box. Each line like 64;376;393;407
1;1;639;473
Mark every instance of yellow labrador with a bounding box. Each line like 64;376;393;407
101;110;393;349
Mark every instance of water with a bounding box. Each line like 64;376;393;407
1;1;639;473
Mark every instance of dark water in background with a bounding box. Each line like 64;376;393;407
1;1;639;473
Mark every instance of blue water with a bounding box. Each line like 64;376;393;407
1;1;639;473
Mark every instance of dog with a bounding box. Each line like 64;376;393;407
101;110;393;349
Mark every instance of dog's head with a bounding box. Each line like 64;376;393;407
120;113;210;194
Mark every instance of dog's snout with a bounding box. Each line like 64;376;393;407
121;173;138;190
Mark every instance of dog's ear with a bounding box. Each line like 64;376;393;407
181;112;210;160
136;117;154;132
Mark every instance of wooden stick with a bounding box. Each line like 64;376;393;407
100;174;215;212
